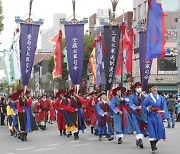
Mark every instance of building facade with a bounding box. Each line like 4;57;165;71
41;13;66;52
133;0;180;93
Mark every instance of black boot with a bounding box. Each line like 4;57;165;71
20;132;25;141
99;135;102;141
63;130;66;135
118;137;122;144
155;140;158;150
74;132;78;140
150;141;156;154
24;132;27;141
77;131;79;139
10;130;14;136
94;129;98;136
139;139;143;148
108;135;114;141
91;127;94;134
60;130;62;135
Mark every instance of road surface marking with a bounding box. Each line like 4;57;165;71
166;131;176;134
72;143;89;147
17;147;35;151
69;140;80;143
103;141;110;143
46;144;58;147
34;147;56;152
89;137;97;140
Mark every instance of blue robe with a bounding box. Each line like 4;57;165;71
142;94;169;140
129;93;147;134
96;102;113;136
110;96;135;134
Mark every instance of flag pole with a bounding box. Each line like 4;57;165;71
120;9;125;87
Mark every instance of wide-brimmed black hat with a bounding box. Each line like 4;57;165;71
98;91;106;98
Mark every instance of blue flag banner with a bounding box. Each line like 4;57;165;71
145;0;166;60
65;24;84;85
103;26;120;90
96;40;103;86
139;31;152;91
20;23;40;86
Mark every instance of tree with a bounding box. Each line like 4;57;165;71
0;0;4;33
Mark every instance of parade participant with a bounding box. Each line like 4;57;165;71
166;93;176;128
54;90;66;136
48;96;55;124
129;82;147;148
142;84;169;154
38;94;51;130
110;87;135;144
89;91;99;135
96;91;114;141
70;90;86;140
17;92;38;141
77;90;98;134
32;98;41;127
175;102;180;122
6;96;16;136
0;96;7;126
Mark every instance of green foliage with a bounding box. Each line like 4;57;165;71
0;1;4;33
0;80;9;93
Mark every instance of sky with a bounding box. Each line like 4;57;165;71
0;0;133;79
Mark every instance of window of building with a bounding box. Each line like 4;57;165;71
133;8;136;21
138;4;142;18
157;55;177;73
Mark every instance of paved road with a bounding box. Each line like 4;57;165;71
0;122;179;154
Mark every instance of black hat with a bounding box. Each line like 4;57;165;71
148;84;156;89
42;94;47;97
98;91;106;98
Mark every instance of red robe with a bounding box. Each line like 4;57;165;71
49;101;55;121
54;98;65;130
38;98;51;121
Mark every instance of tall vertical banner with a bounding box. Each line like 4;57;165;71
3;50;14;85
145;0;167;60
52;30;63;78
12;31;21;80
20;23;40;86
96;38;103;86
65;24;84;85
139;31;152;90
104;26;120;90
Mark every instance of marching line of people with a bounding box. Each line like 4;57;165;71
1;82;178;154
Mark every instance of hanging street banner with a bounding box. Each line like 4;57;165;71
20;23;40;86
65;24;84;85
103;26;120;90
2;49;15;85
12;30;21;80
52;30;63;78
139;31;152;91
